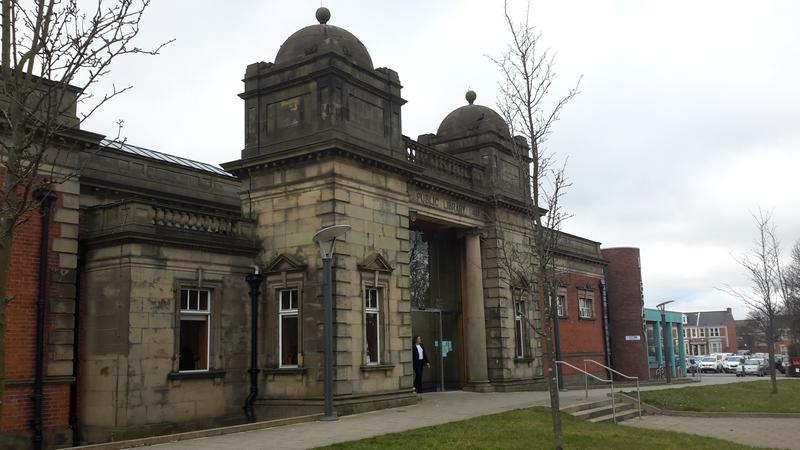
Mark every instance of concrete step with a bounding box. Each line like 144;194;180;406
588;407;640;424
560;398;613;414
572;402;634;421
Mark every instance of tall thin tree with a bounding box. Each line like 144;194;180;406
490;1;580;448
721;209;784;394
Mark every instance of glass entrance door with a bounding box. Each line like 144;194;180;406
410;228;463;391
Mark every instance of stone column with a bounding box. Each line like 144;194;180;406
463;232;491;391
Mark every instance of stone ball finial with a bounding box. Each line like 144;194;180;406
316;6;331;24
465;90;477;105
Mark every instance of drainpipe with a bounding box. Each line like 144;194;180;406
600;270;612;372
243;267;264;423
32;190;56;450
70;252;83;446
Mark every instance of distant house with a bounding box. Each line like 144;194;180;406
736;316;795;355
680;308;737;355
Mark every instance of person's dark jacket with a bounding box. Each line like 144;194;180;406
412;343;429;369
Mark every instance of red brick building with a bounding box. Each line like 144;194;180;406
601;247;649;381
1;186;81;449
546;233;609;385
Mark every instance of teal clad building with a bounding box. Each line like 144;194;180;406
644;308;686;377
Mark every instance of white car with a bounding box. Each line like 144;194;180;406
723;356;745;373
699;357;721;373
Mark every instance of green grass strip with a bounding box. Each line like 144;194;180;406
319;407;762;449
640;379;800;413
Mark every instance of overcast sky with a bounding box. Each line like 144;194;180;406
83;0;800;320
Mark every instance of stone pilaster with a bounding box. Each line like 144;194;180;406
463;231;491;391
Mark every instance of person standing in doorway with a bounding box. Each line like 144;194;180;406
413;335;430;393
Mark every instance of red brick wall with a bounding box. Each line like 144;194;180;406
602;248;650;381
541;273;608;382
1;191;72;440
555;274;607;377
725;308;737;353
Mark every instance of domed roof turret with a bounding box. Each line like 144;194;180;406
436;90;510;139
275;7;374;69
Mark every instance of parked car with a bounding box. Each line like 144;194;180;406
738;358;766;377
723;356;745;373
699;357;721;373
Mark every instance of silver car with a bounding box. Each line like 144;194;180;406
738;358;766;376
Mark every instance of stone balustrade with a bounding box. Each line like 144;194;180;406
88;200;254;240
404;137;484;190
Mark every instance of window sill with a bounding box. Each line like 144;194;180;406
168;369;226;380
578;316;596;321
262;367;307;375
360;364;395;372
514;357;534;364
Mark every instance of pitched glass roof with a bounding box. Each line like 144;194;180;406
101;139;232;177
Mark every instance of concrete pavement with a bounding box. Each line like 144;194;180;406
129;375;778;450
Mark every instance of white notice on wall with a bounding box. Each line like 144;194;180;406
625;335;641;341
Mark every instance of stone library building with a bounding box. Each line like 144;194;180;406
1;8;652;448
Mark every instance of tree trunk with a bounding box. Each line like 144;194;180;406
767;333;778;394
543;320;563;449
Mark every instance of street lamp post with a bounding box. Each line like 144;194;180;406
656;300;675;384
313;224;351;422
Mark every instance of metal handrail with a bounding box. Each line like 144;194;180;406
584;359;641;419
555;360;617;424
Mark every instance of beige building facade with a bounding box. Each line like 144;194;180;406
58;8;607;445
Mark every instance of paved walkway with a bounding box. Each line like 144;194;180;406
623;415;798;450
135;376;776;450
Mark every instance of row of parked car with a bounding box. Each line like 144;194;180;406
686;354;787;376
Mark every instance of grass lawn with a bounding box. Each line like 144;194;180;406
640;379;800;413
318;407;761;449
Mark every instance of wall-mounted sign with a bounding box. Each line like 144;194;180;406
625;335;641;341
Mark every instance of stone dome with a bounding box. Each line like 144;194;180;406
436;90;510;139
275;8;374;70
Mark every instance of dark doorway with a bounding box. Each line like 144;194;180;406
410;227;463;391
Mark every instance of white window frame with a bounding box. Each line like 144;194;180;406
699;328;706;337
514;299;526;358
364;287;381;365
578;297;594;319
556;295;566;318
278;288;299;368
710;327;720;337
179;288;211;373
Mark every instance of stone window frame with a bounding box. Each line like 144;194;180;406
171;279;224;376
278;288;301;368
363;286;381;365
264;271;305;371
709;327;720;337
577;288;595;320
556;286;568;319
514;298;527;358
360;273;390;367
511;286;534;362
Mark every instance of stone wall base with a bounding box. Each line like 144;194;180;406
79;414;243;446
2;428;73;450
254;389;418;421
490;377;548;392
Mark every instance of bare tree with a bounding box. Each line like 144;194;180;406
0;0;169;417
490;1;580;448
721;209;785;394
784;241;800;350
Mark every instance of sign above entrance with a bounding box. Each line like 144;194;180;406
409;188;480;222
625;335;641;341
